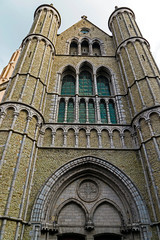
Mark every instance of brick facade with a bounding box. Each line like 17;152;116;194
0;4;160;240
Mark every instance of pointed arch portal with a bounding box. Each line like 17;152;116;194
31;156;150;240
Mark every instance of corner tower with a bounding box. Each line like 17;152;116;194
108;7;160;114
109;7;160;238
0;4;61;240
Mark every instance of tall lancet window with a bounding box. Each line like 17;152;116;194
58;99;65;123
97;75;111;96
79;99;86;123
70;41;78;55
61;75;75;95
81;40;89;55
79;71;93;96
109;100;117;124
100;100;108;123
67;99;74;123
93;42;101;56
88;99;95;123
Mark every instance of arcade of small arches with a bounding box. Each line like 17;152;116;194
68;38;105;56
56;63;118;125
39;108;160;149
0;104;159;151
40;125;136;149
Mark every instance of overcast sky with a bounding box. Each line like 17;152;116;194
0;0;160;73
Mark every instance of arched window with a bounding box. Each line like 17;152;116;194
109;100;117;124
88;100;95;123
79;99;86;123
58;99;65;123
67;99;74;123
61;75;75;95
81;40;89;55
92;42;101;56
100;100;108;123
79;71;93;96
97;75;111;96
70;41;78;55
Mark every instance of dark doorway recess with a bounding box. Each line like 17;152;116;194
94;234;121;240
58;234;85;240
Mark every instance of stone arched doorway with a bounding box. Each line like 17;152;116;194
31;156;150;240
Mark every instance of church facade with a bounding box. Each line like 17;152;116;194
0;4;160;240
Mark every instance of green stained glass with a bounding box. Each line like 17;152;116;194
97;76;110;96
79;71;93;96
79;101;86;123
109;101;117;124
100;101;108;123
61;75;75;95
88;101;95;123
58;100;65;122
67;100;74;123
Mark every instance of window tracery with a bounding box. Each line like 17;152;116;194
68;38;103;56
57;64;117;124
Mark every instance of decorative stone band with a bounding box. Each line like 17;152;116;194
116;37;150;56
108;7;135;31
40;123;132;137
31;156;150;224
22;34;56;55
34;4;61;28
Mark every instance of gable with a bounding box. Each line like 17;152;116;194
55;18;115;55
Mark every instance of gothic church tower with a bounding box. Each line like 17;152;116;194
0;4;160;240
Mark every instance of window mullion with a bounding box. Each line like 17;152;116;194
89;43;93;56
96;97;101;123
76;73;79;95
75;96;79;123
86;99;89;123
106;99;111;124
93;74;98;95
64;98;68;123
78;42;81;55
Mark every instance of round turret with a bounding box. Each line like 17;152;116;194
108;7;142;49
30;4;61;44
3;4;61;113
